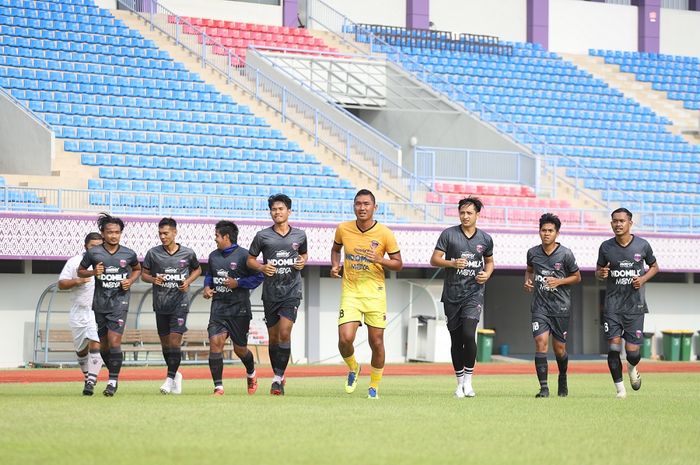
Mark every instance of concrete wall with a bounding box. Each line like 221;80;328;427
430;0;527;43
0;92;55;176
158;0;283;25
96;0;117;8
660;7;700;58
327;0;406;27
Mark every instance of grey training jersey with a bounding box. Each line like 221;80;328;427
435;226;494;305
143;244;200;314
248;226;307;303
208;246;257;317
527;244;579;316
80;244;139;314
597;236;656;315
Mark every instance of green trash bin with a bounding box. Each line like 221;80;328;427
661;330;682;361
680;331;694;361
477;329;495;363
641;332;654;359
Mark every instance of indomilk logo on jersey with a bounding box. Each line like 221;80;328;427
100;266;127;288
214;269;232;293
161;267;187;288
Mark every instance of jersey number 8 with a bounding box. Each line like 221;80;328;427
532;322;539;332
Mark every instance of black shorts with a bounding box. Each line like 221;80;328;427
95;310;128;337
155;311;188;337
603;313;644;345
531;314;570;343
443;302;482;332
207;315;251;347
263;299;300;328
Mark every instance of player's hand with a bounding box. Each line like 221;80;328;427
632;276;643;289
178;280;190;292
365;250;384;265
523;278;534;292
475;271;490;285
261;263;276;277
598;263;610;280
154;274;165;286
453;258;467;269
203;287;215;299
95;262;104;277
224;277;238;289
120;279;132;291
330;265;342;278
293;256;305;270
545;277;560;289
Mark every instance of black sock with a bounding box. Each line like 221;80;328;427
607;350;623;383
535;352;548;388
627;350;641;367
448;328;466;372
269;344;279;376
166;348;181;379
208;352;224;387
108;347;123;381
100;349;110;366
463;319;478;369
275;342;291;377
240;349;255;375
556;353;568;377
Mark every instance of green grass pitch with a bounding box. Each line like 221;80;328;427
1;373;699;465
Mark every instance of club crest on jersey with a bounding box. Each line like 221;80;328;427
636;330;642;338
230;262;237;270
370;240;379;250
554;262;562;271
117;319;124;327
563;331;568;338
476;244;484;253
633;253;642;262
177;318;185;327
119;259;127;267
179;259;187;267
292;242;299;250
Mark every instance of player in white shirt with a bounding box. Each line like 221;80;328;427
58;232;104;396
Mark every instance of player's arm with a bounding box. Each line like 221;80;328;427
372;250;402;271
633;261;659;289
232;263;264;290
546;270;582;289
247;254;276;277
330;242;343;278
58;276;91;290
121;262;142;290
180;265;202;292
476;255;494;285
430;249;465;269
595;262;610;280
78;253;103;278
202;269;215;299
523;265;534;292
140;267;162;286
294;252;308;270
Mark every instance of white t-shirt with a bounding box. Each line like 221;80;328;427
59;254;95;309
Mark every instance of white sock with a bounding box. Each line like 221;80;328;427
272;375;283;383
77;354;89;379
87;352;101;385
464;368;473;387
247;370;256;379
614;381;625;393
107;379;117;388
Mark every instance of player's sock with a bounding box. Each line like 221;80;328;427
342;354;359;374
208;352;224;387
166;348;182;380
77;354;89;379
535;352;548;389
463;366;475;396
87;348;102;386
107;347;123;383
100;348;110;366
268;344;280;378
463;319;478;369
369;366;383;390
556;352;569;376
240;350;255;376
276;342;291;377
449;327;466;373
556;352;569;396
607;344;623;384
455;368;465;386
626;349;642;390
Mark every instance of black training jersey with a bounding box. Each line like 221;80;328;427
208;246;258;317
597;236;656;315
248;226;307;303
143;244;200;314
526;243;579;316
80;244;139;314
434;226;494;305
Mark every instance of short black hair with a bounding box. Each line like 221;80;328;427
158;217;177;229
268;193;292;210
97;213;124;232
539;213;561;231
354;189;376;204
458;196;483;213
611;208;633;220
215;220;238;244
84;232;103;246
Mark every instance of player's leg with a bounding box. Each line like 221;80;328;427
338;321;361;393
462;318;479;397
603;315;626;398
166;331;184;394
623;315;644;391
445;303;466;397
157;314;175;394
265;304;282;392
366;324;385;399
231;316;257;395
208;329;228;395
69;306;90;382
84;311;102;394
104;329;124;396
532;316;550;397
271;313;295;395
552;316;570;397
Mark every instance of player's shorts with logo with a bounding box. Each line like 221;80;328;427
69;305;100;351
155;309;189;336
263;298;300;328
207;315;251;347
95;309;128;337
531;313;570;343
603;312;644;345
338;295;387;329
443;301;482;332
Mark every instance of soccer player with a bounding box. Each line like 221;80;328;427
78;213;141;397
247;194;308;396
141;218;202;395
523;213;581;398
331;189;402;400
58;232;105;396
430;197;494;398
596;208;658;399
203;220;264;396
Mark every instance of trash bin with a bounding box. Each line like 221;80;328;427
661;330;682;361
477;329;495;363
641;332;654;359
680;330;694;361
500;344;509;356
